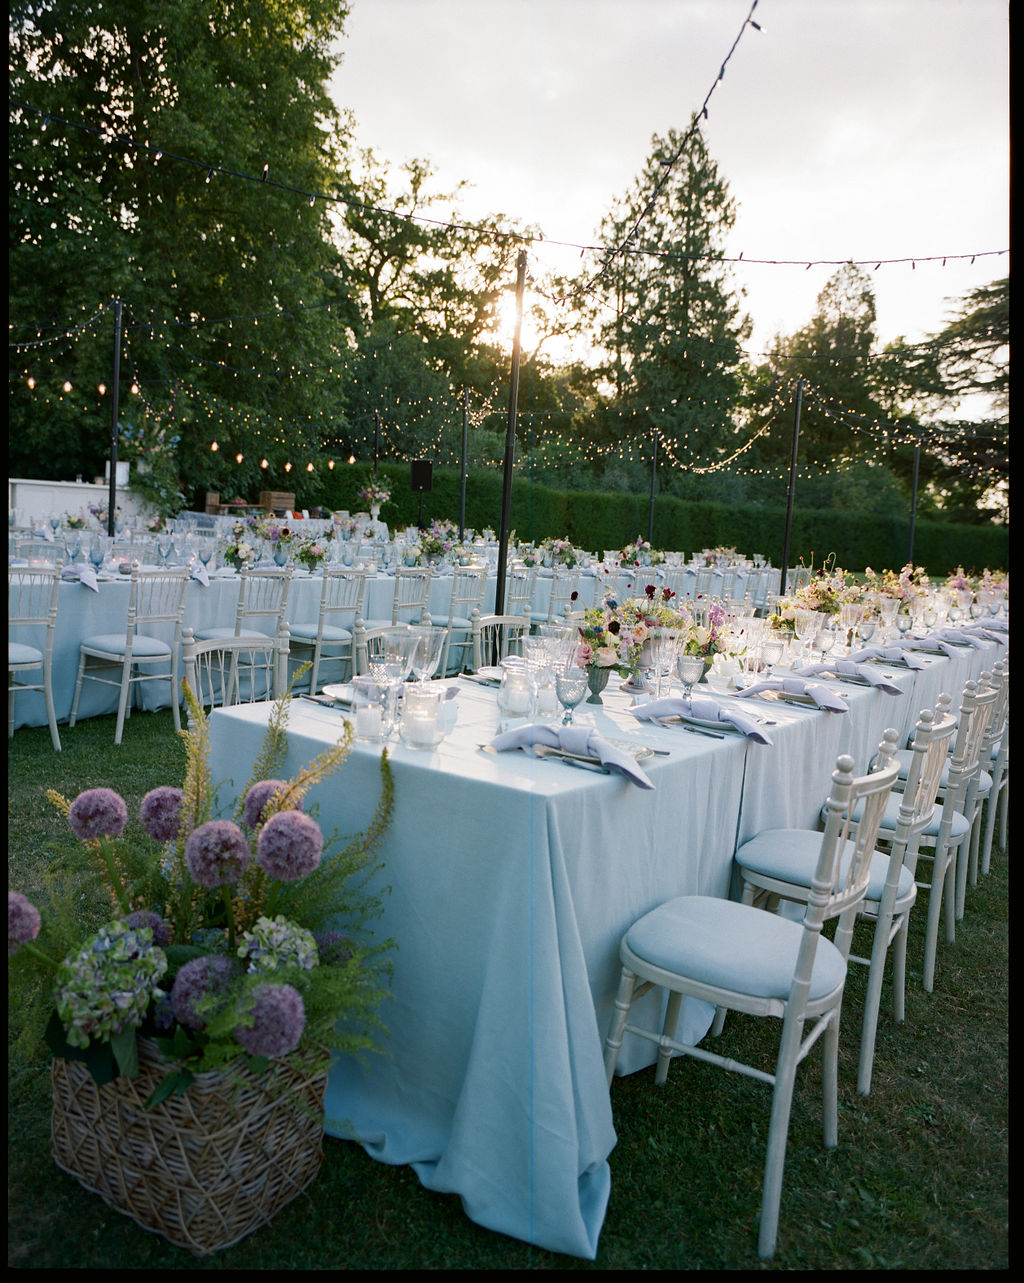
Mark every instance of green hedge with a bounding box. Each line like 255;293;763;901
299;466;1010;577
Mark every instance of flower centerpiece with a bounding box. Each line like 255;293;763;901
863;562;930;606
540;537;580;568
619;536;663;567
144;513;165;534
254;516;297;565
9;686;394;1254
294;531;333;571
65;512;87;530
679;598;735;663
357;478;392;516
223;518;260;572
576;585;685;679
419;517;460;562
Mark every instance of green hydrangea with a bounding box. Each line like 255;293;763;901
238;915;319;975
55;921;167;1049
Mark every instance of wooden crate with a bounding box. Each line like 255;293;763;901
258;490;295;514
204;491;220;514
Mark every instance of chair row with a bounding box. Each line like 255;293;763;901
602;660;1008;1259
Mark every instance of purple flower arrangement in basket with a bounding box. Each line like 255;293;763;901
9;685;394;1102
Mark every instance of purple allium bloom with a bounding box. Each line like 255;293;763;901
8;891;41;957
124;910;173;947
68;788;128;841
184;820;251;889
170;954;238;1029
242;779;298;831
314;931;356;966
139;786;185;843
256;810;323;882
235;983;306;1058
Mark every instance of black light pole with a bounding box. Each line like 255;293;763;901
779;377;803;596
494;249;528;617
107;298;123;537
373;411;380;481
907;443;920;562
647;429;659;543
459;387;468;540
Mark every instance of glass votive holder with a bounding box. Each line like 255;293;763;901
399;683;446;749
352;676;385;742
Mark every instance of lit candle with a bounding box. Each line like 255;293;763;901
354;704;382;740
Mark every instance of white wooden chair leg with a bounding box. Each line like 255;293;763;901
603;967;637;1086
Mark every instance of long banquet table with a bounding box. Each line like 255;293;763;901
11;561;760;731
202;634;999;1258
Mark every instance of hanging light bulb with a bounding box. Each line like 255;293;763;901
260;458;269;469
62;380;72;392
284;461;292;472
27;376;35;389
211;441;219;452
98;382;107;395
235;453;243;464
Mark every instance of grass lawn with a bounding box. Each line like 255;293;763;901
7;709;1008;1270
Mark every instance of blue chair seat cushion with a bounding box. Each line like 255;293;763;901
289;623;353;643
80;633;171;659
737;829;915;905
624;895;849;1003
9;642;43;666
446;616;475;631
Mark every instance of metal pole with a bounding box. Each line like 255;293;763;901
907;443;920;562
647;430;658;543
779;377;803;596
459;387;468;540
107;298;123;537
373;411;380;481
494;248;528;618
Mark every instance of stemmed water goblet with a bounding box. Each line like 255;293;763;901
813;620;837;665
88;535;109;572
156;531;175;566
855;613;877;647
676;653;706;702
759;637;785;680
64;529;82;564
554;669;589;726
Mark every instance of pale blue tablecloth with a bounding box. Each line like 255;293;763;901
198;641;995;1258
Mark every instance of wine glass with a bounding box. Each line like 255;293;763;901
676;653;705;701
409;626;446;684
814;620;837;665
156;531;174;566
366;630;417;735
792;609;822;663
555;670;589;725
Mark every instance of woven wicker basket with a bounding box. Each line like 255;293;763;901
50;1038;328;1256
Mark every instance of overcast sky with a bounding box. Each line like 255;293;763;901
329;0;1008;359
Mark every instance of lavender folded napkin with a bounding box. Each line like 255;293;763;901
798;659;902;695
931;627;995;650
488;723;654;788
190;563;210;587
630;696;772;744
734;676;848;712
847;645;926;671
61;565;100;592
963;625;1007;644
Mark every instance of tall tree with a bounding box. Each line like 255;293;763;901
583;123;751;479
9;0;356;506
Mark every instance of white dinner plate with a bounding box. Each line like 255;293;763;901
321;683;355;706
